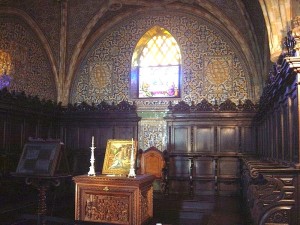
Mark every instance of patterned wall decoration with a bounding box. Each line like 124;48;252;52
0;16;56;100
208;0;252;46
0;0;61;66
67;0;105;70
139;119;167;151
70;11;253;150
71;12;252;106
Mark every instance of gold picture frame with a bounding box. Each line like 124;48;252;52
102;139;137;176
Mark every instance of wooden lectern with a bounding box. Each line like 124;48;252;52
12;139;71;225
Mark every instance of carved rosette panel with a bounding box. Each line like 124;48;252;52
265;209;289;224
84;194;129;223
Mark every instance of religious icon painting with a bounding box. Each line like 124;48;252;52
102;139;137;176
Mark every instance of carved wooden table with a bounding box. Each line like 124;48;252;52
73;174;155;225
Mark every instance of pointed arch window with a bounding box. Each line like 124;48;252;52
131;26;181;98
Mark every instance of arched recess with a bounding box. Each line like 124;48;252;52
0;7;58;99
70;2;261;104
192;0;262;99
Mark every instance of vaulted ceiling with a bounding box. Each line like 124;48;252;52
0;0;299;104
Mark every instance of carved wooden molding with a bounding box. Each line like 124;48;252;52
62;100;137;113
167;99;258;113
0;87;61;114
242;158;298;225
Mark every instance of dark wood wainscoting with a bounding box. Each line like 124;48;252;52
0;90;61;173
164;99;257;196
59;101;140;175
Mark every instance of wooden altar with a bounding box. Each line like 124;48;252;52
73;174;155;225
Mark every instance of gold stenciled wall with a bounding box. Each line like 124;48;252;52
70;12;253;150
0;16;56;100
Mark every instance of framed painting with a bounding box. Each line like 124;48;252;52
102;139;137;176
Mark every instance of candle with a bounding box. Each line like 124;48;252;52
132;138;133;148
92;136;94;146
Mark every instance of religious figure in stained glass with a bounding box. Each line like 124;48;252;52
131;26;181;98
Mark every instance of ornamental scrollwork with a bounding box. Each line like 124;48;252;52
167;99;257;113
85;194;129;223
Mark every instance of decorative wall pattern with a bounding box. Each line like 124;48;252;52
67;0;105;69
138;119;167;151
70;11;253;150
71;12;252;106
208;0;252;45
0;0;61;66
0;16;56;100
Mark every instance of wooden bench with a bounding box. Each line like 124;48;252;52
241;157;300;225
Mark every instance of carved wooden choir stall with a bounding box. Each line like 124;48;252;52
239;57;300;225
2;58;300;225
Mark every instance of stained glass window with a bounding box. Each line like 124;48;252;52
131;26;181;98
0;50;12;90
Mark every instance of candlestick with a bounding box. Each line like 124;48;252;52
128;138;136;178
88;136;96;176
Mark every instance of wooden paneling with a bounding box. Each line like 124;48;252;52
255;58;300;165
218;126;238;152
194;157;214;177
194;127;214;152
0;94;139;177
248;58;300;225
0;92;61;174
164;100;257;195
193;157;215;195
114;126;135;139
169;156;190;177
59;101;140;175
218;158;239;176
241;126;255;153
171;126;191;153
0;116;6;150
94;127;114;148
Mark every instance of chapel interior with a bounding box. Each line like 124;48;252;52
1;0;300;225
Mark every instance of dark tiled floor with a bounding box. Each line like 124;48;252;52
0;178;251;225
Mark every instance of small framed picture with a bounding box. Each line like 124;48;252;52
102;139;137;175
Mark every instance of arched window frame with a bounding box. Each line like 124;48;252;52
130;26;182;99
